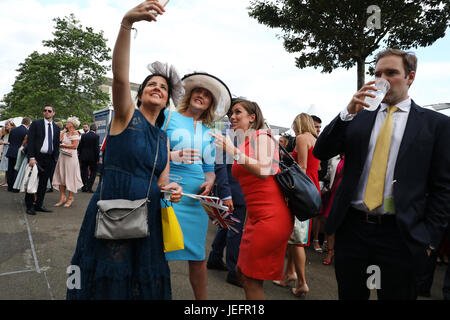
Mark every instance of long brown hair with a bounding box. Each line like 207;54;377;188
292;113;317;138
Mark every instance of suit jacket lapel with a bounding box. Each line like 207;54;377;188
396;100;424;164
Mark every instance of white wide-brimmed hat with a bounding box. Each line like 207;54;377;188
182;72;232;121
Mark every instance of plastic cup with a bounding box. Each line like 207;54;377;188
364;78;390;111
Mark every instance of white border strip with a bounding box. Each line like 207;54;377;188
20;202;41;273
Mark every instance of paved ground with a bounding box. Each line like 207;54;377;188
0;174;447;300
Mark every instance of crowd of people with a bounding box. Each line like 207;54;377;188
2;1;450;301
0;111;101;213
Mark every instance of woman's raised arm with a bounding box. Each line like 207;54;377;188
110;1;166;134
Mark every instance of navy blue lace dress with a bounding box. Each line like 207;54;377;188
67;109;171;300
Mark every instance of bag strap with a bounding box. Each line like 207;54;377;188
145;134;160;201
99;117;160;202
278;142;304;171
99;123;112;201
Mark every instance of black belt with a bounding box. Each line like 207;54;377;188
348;207;396;225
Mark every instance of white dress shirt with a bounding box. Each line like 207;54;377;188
340;97;412;214
40;119;54;154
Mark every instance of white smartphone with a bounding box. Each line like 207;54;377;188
150;0;169;15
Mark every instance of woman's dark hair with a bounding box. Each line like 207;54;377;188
136;74;172;128
281;133;296;153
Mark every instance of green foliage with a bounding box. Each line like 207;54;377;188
1;14;111;125
248;0;450;88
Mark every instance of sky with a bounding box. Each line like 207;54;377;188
1;0;449;130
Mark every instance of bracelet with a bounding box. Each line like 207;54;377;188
120;23;138;38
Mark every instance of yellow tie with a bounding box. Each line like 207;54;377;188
364;106;398;211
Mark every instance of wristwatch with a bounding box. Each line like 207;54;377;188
233;151;242;162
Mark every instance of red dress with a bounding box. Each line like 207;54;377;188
291;147;321;194
232;130;294;280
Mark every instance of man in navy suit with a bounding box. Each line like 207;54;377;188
207;118;246;287
313;49;450;300
6;117;30;191
25;105;60;215
78;123;100;193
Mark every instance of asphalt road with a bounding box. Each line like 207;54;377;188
0;175;447;300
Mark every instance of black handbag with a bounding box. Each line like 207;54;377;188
275;143;322;221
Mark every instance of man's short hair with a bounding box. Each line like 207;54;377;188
90;123;97;131
375;49;418;77
311;115;321;123
22;117;31;125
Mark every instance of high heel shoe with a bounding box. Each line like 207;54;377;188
64;197;74;207
322;240;328;252
322;249;334;265
292;283;309;297
312;239;323;253
54;197;67;207
273;273;298;287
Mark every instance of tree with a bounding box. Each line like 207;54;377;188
1;14;111;123
248;0;450;89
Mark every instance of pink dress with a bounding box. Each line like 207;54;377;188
320;156;345;218
52;133;83;193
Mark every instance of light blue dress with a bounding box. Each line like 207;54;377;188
163;109;215;261
0;134;9;171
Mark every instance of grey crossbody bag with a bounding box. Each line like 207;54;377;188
95;133;160;240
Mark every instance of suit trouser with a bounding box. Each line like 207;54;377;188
6;156;17;191
207;204;246;276
80;160;97;190
334;207;419;300
25;153;54;209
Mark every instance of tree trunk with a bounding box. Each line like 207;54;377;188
357;58;366;90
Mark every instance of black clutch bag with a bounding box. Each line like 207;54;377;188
275;144;322;221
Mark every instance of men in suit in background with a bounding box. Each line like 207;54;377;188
82;124;89;134
207;119;247;287
6;117;30;192
78;123;99;193
313;49;450;300
26;105;60;215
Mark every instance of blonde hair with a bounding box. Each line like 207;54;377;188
66;116;80;129
292;113;317;138
176;89;216;127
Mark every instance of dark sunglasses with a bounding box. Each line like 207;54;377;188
43;109;53;113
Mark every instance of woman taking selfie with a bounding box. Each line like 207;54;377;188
67;1;182;300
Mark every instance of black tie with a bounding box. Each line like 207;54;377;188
48;123;53;154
